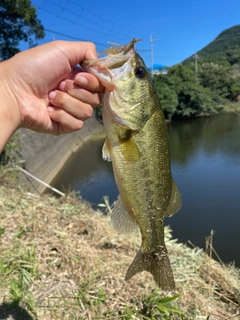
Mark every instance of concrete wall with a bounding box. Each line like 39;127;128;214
17;116;103;194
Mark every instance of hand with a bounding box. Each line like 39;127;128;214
49;70;102;133
1;40;103;137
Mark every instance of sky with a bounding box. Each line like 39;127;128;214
26;0;240;68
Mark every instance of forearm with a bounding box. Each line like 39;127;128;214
0;106;17;153
0;61;19;153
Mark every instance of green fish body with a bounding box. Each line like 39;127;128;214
82;40;182;291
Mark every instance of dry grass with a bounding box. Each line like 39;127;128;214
0;169;239;319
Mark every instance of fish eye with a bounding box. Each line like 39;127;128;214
134;66;146;79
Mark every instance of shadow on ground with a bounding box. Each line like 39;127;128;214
0;301;34;320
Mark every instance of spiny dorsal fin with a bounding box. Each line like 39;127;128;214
111;196;139;234
165;180;182;217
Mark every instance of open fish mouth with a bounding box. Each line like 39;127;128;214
80;39;141;89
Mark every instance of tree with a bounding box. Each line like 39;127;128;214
153;75;178;120
0;0;45;60
199;62;233;99
153;64;221;119
226;46;240;65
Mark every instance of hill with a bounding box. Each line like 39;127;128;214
183;25;240;64
152;25;240;120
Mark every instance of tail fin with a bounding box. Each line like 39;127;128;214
125;247;175;291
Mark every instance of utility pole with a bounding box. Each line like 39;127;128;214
193;52;199;75
150;34;159;74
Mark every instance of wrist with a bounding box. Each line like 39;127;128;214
0;60;21;153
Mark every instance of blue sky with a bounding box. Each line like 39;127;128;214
27;0;240;67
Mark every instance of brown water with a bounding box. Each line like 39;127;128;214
51;113;240;267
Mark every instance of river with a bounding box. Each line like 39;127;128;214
51;113;240;267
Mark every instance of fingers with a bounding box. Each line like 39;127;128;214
48;106;84;134
48;90;94;121
47;70;104;134
74;72;104;92
58;76;103;108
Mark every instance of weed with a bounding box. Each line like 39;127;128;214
0;226;5;237
0;133;20;165
140;291;185;319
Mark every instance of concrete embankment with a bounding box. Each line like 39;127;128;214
17;116;103;194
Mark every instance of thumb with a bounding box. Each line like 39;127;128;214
54;40;98;66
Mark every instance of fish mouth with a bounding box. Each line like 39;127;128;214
81;39;140;90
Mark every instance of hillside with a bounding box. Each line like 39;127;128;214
0;168;239;319
183;25;240;63
152;25;240;120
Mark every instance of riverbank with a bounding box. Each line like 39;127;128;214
16;114;103;194
0;171;239;319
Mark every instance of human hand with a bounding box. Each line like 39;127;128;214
49;70;102;133
1;40;103;136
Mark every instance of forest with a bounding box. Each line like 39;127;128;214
153;26;240;120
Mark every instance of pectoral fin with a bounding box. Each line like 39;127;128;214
119;136;140;162
102;138;111;161
111;196;139;234
165;180;182;217
114;116;141;131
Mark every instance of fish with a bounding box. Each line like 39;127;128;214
81;39;182;291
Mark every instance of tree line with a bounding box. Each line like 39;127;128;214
153;46;240;120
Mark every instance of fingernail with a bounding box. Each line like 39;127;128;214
75;75;88;86
49;91;56;100
59;81;66;91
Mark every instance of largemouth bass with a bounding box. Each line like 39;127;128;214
81;39;182;291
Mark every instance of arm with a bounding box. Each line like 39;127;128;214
0;60;20;153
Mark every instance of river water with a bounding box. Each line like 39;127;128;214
51;113;240;267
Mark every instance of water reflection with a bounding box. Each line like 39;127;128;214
169;113;240;166
51;137;118;207
51;113;240;266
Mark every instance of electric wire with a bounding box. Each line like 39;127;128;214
37;0;139;41
45;0;130;39
44;28;106;47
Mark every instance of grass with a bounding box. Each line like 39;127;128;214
0;167;239;319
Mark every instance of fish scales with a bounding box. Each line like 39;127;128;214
81;40;182;291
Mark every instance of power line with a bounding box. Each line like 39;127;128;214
44;28;106;47
45;0;130;39
68;0;143;38
44;28;148;53
38;7;110;37
38;0;138;41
